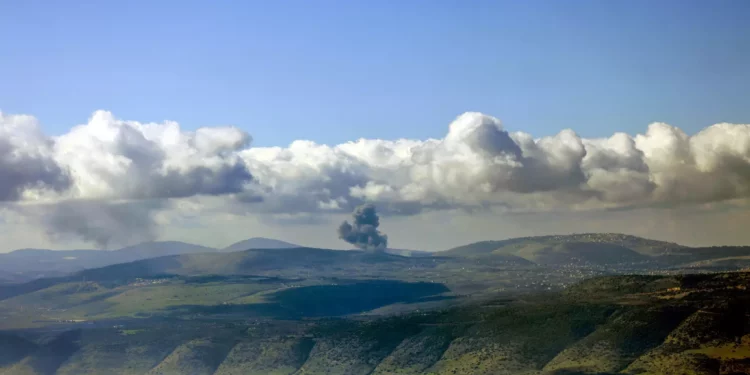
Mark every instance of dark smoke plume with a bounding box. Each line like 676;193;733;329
338;204;388;251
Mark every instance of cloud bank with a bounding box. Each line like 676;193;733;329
2;109;750;247
1;110;253;247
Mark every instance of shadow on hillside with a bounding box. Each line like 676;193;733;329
167;280;450;319
21;329;82;375
0;333;38;367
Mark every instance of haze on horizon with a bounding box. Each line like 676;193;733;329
1;0;750;252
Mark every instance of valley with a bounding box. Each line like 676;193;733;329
1;234;749;374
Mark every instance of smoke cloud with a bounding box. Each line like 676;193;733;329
338;204;388;250
4;109;750;246
41;200;163;248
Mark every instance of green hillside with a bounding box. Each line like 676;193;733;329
442;237;653;266
74;248;444;281
441;233;750;269
3;236;750;374
0;276;451;328
4;234;749;285
0;245;545;321
1;272;748;374
4;237;750;332
443;233;684;255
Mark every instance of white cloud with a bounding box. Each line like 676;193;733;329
53;110;253;200
0;112;70;201
3;109;750;248
1;110;254;247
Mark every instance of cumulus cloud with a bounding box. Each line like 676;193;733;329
4;109;750;247
54;110;253;200
0;112;71;200
0;110;254;246
338;204;388;250
640;122;750;204
237;112;750;216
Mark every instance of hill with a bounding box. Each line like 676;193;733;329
1;272;749;374
444;233;684;255
0;245;540;327
0;242;217;282
70;247;438;282
221;237;300;252
113;241;216;258
4;235;750;327
441;233;750;268
384;248;433;257
442;234;662;267
0;249;101;280
0;239;428;284
4;233;748;284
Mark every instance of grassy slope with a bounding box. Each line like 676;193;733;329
214;337;314;375
0;245;551;328
1;273;749;374
441;233;750;268
145;338;236;375
0;278;288;324
443;233;683;255
440;234;671;266
0;276;453;328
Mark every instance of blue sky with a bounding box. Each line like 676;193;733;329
2;0;749;146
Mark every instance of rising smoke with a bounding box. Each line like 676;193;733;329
338;204;388;251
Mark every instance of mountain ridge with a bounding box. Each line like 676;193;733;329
220;237;300;252
3;233;750;284
439;233;750;268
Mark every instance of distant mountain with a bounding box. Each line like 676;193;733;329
440;233;740;267
384;248;433;257
114;241;216;258
0;247;450;300
0;249;103;281
3;233;749;285
220;237;300;252
0;241;217;282
0;271;21;284
443;233;684;256
75;247;425;283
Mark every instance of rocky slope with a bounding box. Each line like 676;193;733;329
1;272;749;374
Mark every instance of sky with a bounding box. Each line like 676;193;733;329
1;1;750;252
